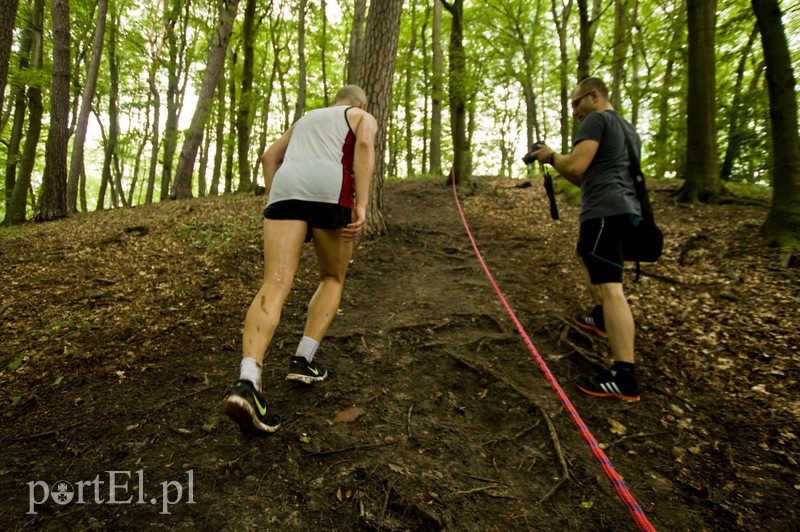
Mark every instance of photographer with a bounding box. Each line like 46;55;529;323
530;77;642;402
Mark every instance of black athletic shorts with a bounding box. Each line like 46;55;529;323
263;199;352;242
576;214;634;284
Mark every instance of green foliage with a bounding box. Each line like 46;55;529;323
0;0;794;218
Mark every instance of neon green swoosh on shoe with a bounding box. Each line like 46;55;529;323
308;366;319;376
252;393;268;416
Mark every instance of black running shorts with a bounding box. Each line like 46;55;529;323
263;200;352;242
576;214;633;284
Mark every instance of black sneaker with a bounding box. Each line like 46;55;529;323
223;380;281;434
575;367;640;402
573;305;606;337
286;356;328;384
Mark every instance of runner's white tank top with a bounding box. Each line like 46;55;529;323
267;105;357;209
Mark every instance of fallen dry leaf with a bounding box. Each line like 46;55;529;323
335;406;366;423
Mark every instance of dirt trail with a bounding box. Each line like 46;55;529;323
1;178;798;530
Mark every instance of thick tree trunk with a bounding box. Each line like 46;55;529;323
678;0;722;203
356;0;404;237
173;0;240;200
751;0;800;247
35;0;70;222
67;0;108;212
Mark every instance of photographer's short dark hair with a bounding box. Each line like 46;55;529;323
577;77;609;99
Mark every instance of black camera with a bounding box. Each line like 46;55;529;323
522;141;547;165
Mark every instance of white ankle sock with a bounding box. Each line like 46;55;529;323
239;358;262;389
295;336;320;362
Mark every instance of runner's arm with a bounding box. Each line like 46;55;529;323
261;127;294;197
343;113;377;241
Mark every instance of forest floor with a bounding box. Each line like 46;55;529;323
1;176;799;531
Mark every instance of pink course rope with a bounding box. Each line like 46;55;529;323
450;174;656;532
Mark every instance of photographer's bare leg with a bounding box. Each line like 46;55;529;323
595;282;635;363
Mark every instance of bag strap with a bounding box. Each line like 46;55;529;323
608;111;653;214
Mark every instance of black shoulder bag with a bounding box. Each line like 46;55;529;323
612;113;664;281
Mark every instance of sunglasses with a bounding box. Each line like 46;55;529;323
571;91;593;109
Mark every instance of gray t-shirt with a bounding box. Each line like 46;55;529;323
573;110;641;223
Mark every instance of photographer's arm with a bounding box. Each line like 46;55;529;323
535;139;599;187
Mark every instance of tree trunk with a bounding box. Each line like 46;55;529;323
293;0;307;124
35;0;70;222
346;0;367;84
108;6;126;207
575;0;599;139
678;0;721;203
236;0;256;193
404;0;418;178
552;0;573;152
0;0;20;115
356;0;404;237
720;25;758;182
429;0;443;176
67;0;108;212
442;0;469;185
751;0;800;247
4;0;36;214
320;0;329;105
161;0;190;201
225;50;237;195
173;0;240;200
210;71;225;196
3;0;44;225
610;0;634;111
652;12;683;178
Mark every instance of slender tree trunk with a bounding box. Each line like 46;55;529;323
3;0;44;225
320;0;329;105
173;0;241;200
678;0;721;203
67;0;108;212
575;0;599;138
721;25;758;182
128;107;151;206
404;0;418;178
35;0;70;222
198;123;210;197
161;0;190;201
210;71;225;196
293;0;307;123
108;6;126;207
225;49;237;195
429;0;443;176
610;0;633;111
346;0;367;84
0;0;20;115
236;0;256;193
653;12;683;178
356;0;404;237
4;0;36;214
751;0;800;246
552;0;573;152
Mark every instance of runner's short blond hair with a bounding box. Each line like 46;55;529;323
334;85;368;106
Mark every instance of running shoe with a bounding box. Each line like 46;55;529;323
573;305;607;337
286;356;328;384
575;368;640;402
223;380;281;434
